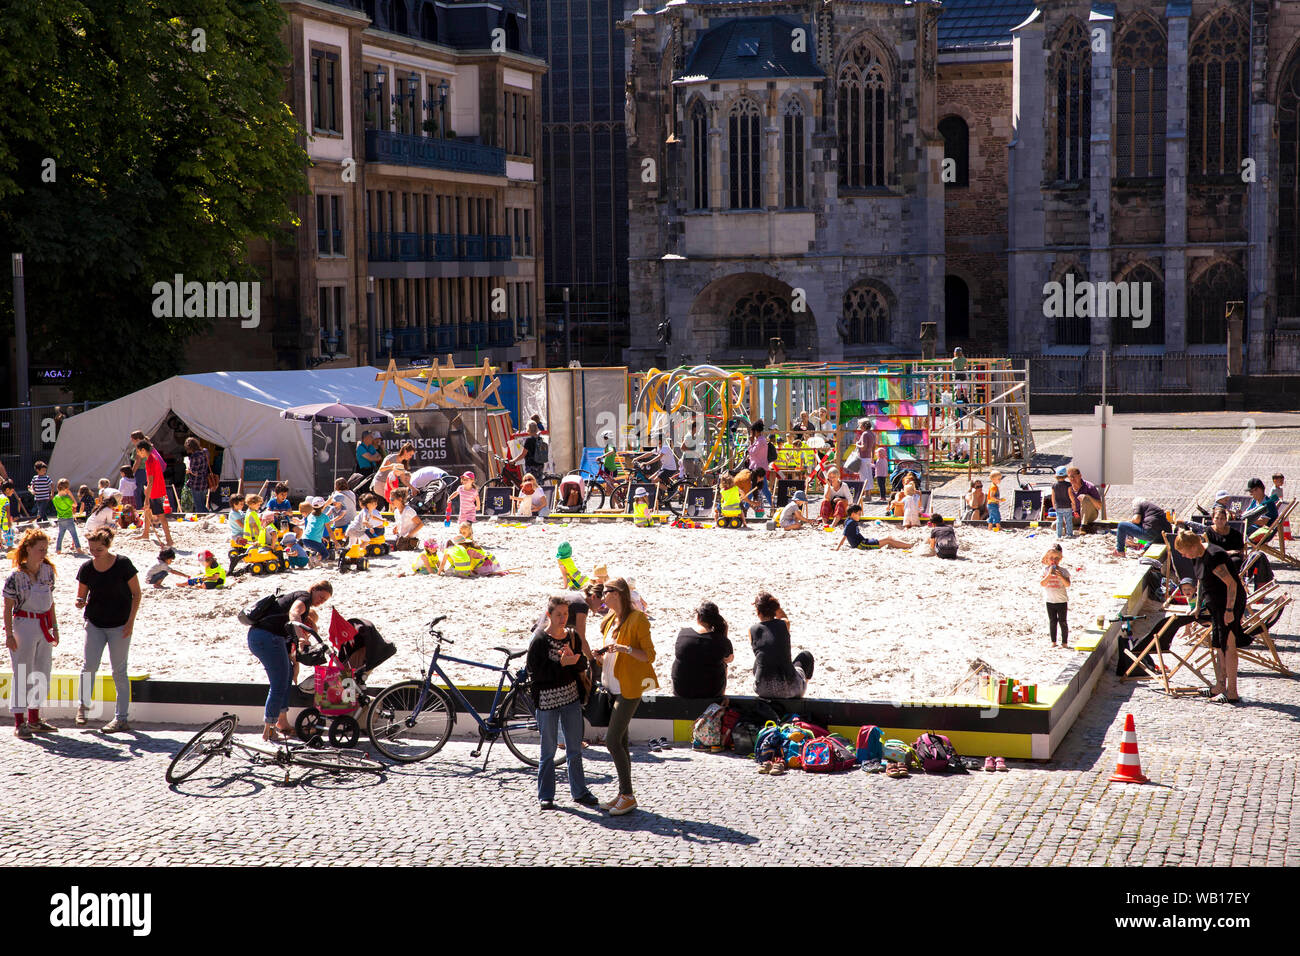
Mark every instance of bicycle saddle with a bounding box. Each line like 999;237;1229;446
493;646;528;661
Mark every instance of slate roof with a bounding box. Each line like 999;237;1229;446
937;0;1037;52
678;15;823;81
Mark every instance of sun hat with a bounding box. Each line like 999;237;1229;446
634;487;649;498
452;534;468;545
1179;577;1195;587
309;496;325;508
100;488;119;500
282;532;297;543
556;541;573;559
198;550;214;562
793;490;807;502
422;537;438;551
1055;466;1068;476
1214;490;1231;502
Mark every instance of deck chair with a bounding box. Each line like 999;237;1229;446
1119;606;1215;695
1180;581;1293;679
1246;499;1298;569
1012;489;1041;522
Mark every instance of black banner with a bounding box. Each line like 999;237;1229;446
312;408;490;495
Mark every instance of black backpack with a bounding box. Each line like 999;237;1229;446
237;590;283;627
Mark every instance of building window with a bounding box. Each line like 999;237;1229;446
1189;9;1249;177
1051;20;1090;182
727;290;795;350
319;286;346;355
1279;53;1300;316
1111;264;1165;346
728;97;762;210
505;92;532;156
690;99;710;210
420;4;438;43
842;283;891;344
390;0;408;34
1115;16;1167;179
1055;269;1090;346
310;48;341;134
1187;262;1244;345
782;98;806;208
938;115;969;187
316;194;344;256
837;37;890;188
944;276;970;339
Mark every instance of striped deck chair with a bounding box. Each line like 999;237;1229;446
1246;499;1297;570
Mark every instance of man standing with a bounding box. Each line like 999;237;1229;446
1066;466;1104;529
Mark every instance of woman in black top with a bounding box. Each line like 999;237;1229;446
527;595;598;811
749;592;814;700
74;528;142;732
247;580;333;740
1175;530;1248;704
671;601;734;698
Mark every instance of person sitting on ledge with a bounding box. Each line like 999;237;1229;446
749;591;813;701
671;601;733;700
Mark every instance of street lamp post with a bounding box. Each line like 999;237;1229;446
563;286;572;367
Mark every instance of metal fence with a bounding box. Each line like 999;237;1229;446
0;403;102;486
1006;353;1229;395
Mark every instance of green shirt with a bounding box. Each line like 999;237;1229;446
952;354;967;372
53;494;76;519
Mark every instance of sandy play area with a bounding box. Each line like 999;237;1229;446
18;512;1136;702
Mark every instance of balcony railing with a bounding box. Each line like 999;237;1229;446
365;129;506;176
368;231;513;263
377;321;527;358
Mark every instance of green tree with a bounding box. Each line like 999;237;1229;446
0;0;308;400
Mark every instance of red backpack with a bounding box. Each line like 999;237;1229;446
912;732;959;773
855;725;883;763
801;736;857;773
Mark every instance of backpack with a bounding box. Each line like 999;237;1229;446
788;715;828;740
801;736;857;773
731;720;759;756
754;722;786;763
720;707;742;749
692;703;726;748
882;738;921;769
783;736;806;769
237;590;283;627
912;732;957;773
855;725;883;763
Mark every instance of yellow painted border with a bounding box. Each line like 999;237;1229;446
0;672;150;704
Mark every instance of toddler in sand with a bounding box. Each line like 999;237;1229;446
1040;544;1071;648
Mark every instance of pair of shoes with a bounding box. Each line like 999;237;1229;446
758;760;772;774
608;794;638;816
28;719;59;734
995;757;1009;771
885;762;909;778
14;723;32;740
983;756;997;772
768;759;786;776
647;736;668;752
75;705;88;726
538;800;557;811
101;719;131;734
573;792;601;808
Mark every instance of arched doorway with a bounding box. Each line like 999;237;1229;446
687;273;818;363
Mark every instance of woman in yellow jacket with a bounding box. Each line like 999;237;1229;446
595;577;656;816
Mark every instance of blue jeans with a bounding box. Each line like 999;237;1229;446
56;518;81;551
1055;509;1073;538
35;499;54;521
80;624;131;721
247;627;291;724
301;539;328;556
536;699;589;803
1115;521;1151;553
987;503;1002;526
133;467;146;509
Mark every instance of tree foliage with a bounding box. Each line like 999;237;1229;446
0;0;308;400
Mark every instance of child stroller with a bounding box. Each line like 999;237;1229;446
294;611;397;747
410;474;458;516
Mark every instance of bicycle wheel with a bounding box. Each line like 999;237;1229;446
294;749;384;774
366;680;455;762
499;688;566;769
166;713;237;784
585;481;608;511
610;482;628;512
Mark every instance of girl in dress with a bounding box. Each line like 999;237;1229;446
455;471;481;526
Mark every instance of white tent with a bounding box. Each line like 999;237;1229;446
49;367;386;493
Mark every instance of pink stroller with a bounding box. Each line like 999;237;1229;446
294;610;396;748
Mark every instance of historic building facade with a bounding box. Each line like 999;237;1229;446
624;0;1300;378
184;0;547;374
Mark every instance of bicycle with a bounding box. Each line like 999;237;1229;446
165;713;383;786
366;615;556;768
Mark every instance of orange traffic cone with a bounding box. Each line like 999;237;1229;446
1108;713;1149;784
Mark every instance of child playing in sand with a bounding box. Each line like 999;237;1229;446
454;471;480;525
226;493;248;544
964;479;987;521
345;493;385;552
76;484;95;516
401;538;441;576
53;479;87;555
901;479;922;528
834;504;911;551
1040;544;1071;647
389;488;423;550
626;576;650;614
280;532;311;569
265;482;293;524
632;487;653;526
86;490;118;535
146;548;189;588
556;541;588;589
0;481;12;549
116;465;136;504
187;550;227;589
300;497;330;562
987;470;1005;530
243;494;265;545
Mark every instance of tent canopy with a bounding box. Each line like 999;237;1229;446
49;368;386;494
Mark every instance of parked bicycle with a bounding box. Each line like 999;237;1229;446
366;615;555;768
165;713;383;786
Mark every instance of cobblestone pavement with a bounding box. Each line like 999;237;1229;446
1;425;1297;866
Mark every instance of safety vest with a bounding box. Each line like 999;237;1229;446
259;522;279;550
412;551;439;575
0;496;9;532
721;486;742;516
244;510;263;541
202;565;227;587
445;545;474;576
559;556;588;590
466;547;494;571
633;501;651;526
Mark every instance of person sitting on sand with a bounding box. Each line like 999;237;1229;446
513;474;548;518
86;489;119;536
834;504;911;551
964;479;988;521
778;490;816;530
926;513;959;559
400;538;442;577
750;592;814;700
900;478;922;528
818;467;854;528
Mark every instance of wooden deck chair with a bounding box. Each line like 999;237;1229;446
1120;609;1215;695
1179;581;1292;680
1247;499;1298;569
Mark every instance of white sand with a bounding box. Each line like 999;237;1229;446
21;515;1132;700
